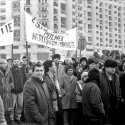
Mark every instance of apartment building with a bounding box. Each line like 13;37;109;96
1;0;125;60
84;0;125;56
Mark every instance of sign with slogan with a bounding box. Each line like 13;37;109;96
0;19;14;46
25;12;77;50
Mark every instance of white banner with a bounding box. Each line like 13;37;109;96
0;19;14;46
25;12;76;50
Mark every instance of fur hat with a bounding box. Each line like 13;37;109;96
87;58;96;66
80;57;87;63
52;54;61;60
104;59;117;68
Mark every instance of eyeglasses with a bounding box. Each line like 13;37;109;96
35;70;43;72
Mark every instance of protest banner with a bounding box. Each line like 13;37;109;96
0;19;14;46
25;12;77;50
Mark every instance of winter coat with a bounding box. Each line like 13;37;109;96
0;66;14;111
43;73;59;112
0;95;7;124
82;82;105;121
60;74;77;109
120;73;125;100
100;71;121;113
23;76;54;125
11;66;27;94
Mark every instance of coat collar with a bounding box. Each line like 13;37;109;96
0;66;10;77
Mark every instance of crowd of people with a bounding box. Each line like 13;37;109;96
0;52;125;125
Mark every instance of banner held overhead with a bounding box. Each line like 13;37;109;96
25;12;76;50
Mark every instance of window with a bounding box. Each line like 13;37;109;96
109;39;112;43
78;20;83;24
61;3;66;14
0;16;6;20
0;46;5;49
88;12;92;17
24;45;31;48
14;23;20;27
100;32;103;36
54;9;58;14
0;23;4;26
13;1;20;9
37;45;44;48
54;16;58;22
0;1;6;5
14;16;20;23
14;30;20;38
54;24;58;29
0;9;6;13
42;22;48;27
96;43;99;46
99;14;102;18
61;17;66;28
39;7;48;13
109;22;112;26
13;46;19;49
100;38;103;42
88;24;92;29
88;37;92;41
54;1;58;6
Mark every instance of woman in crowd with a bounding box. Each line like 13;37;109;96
82;68;105;125
60;65;77;125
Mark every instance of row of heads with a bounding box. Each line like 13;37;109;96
52;54;118;68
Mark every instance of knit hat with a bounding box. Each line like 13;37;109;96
80;57;87;63
104;59;117;68
87;58;96;66
52;54;61;60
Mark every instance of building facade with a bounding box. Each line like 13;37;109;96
0;0;125;61
84;0;125;56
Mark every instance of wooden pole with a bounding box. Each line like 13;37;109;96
26;40;29;73
80;49;81;58
11;44;13;60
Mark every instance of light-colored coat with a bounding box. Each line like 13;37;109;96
55;64;65;87
60;74;78;109
0;66;14;111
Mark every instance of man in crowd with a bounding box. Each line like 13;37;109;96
11;58;27;124
0;59;14;124
43;60;63;125
23;62;54;125
100;59;121;124
52;54;65;87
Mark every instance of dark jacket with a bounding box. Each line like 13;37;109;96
82;82;105;121
23;76;54;125
100;71;121;112
11;66;27;94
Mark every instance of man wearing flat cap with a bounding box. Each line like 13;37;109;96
100;59;121;124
